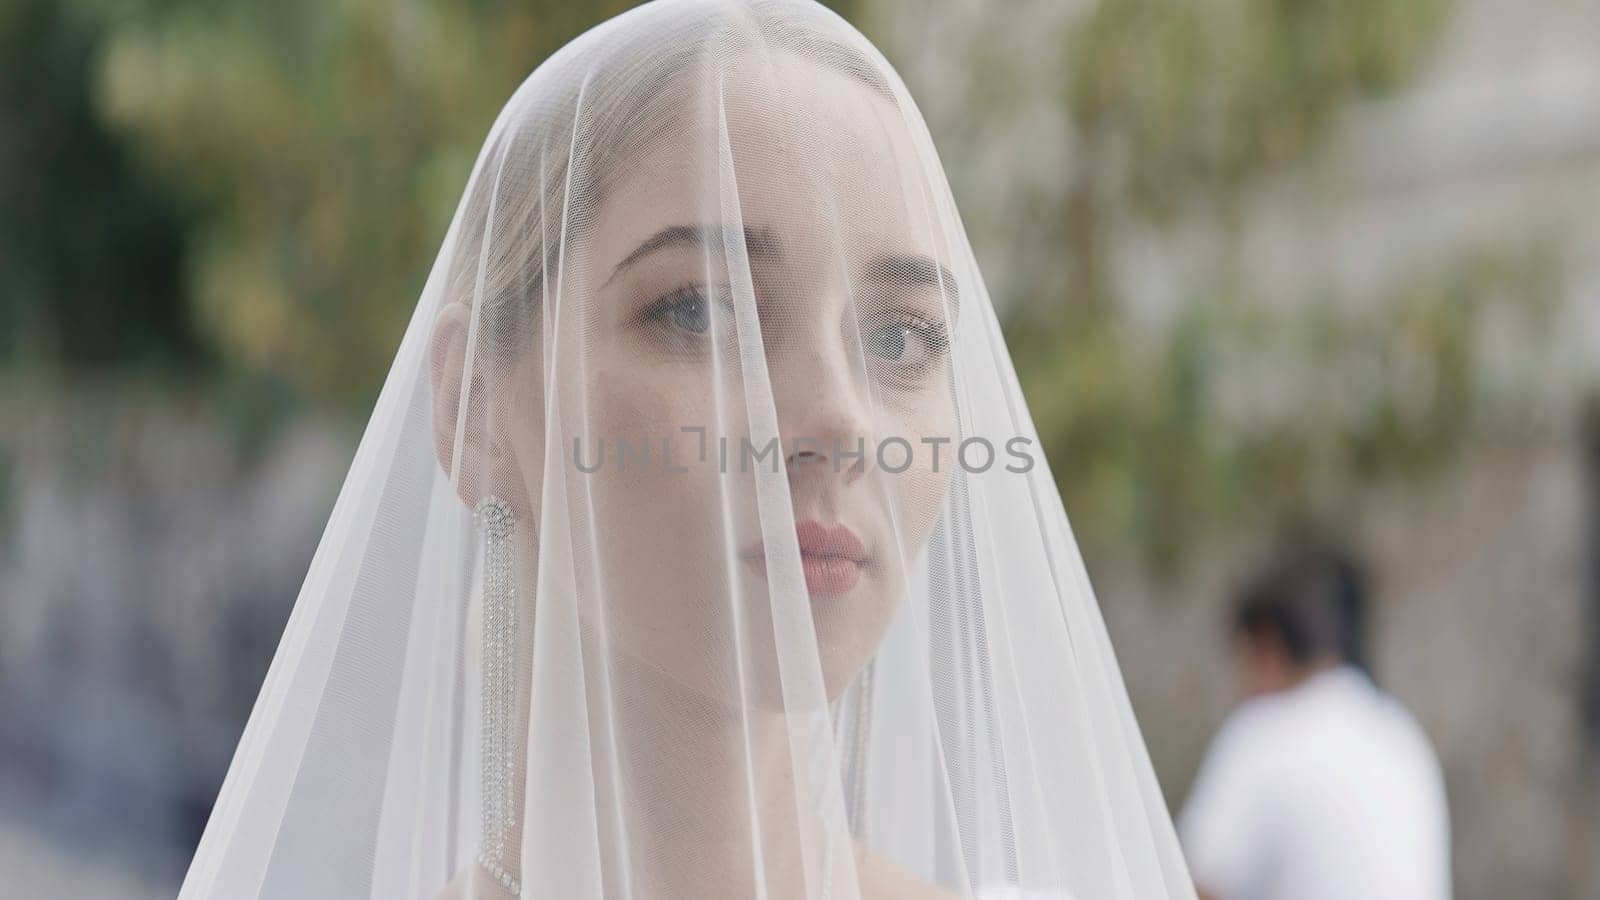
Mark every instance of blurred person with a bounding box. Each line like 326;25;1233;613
176;2;1196;898
1178;543;1451;900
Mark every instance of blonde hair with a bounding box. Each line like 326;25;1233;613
440;1;897;363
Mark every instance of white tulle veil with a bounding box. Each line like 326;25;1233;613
179;1;1195;897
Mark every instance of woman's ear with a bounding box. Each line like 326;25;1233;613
430;301;502;508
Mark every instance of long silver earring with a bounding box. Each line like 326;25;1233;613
849;658;874;841
474;495;520;895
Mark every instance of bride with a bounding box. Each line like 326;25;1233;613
179;1;1195;898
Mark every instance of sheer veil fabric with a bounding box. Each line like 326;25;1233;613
179;1;1196;897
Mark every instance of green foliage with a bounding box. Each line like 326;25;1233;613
983;0;1566;568
0;0;197;371
1024;240;1562;568
91;0;637;408
1065;0;1454;219
85;0;862;410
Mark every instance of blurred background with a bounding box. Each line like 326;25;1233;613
2;0;1598;896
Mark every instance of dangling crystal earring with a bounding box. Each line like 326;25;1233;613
849;657;874;841
474;495;521;895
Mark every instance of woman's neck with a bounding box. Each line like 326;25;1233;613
610;650;824;899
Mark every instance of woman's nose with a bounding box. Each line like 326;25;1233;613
766;339;873;483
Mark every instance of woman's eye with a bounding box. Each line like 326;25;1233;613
866;324;909;360
864;315;950;373
643;284;729;337
668;294;711;333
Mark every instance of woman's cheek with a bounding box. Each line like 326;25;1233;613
897;395;957;544
593;362;706;438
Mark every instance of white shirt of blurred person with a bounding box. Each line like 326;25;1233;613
1177;544;1451;900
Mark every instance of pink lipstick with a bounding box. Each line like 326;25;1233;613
743;520;869;598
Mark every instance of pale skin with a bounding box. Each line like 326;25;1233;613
431;53;968;899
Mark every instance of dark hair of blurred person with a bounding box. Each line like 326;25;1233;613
1231;543;1369;698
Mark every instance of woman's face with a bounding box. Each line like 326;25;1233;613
507;53;958;704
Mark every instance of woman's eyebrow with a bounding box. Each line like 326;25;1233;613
604;223;779;287
860;253;961;319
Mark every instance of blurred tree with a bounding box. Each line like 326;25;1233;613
87;0;860;410
897;0;1565;567
0;0;196;372
91;0;633;408
1034;0;1471;566
1063;0;1455;221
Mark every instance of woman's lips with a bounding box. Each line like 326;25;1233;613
742;519;870;598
